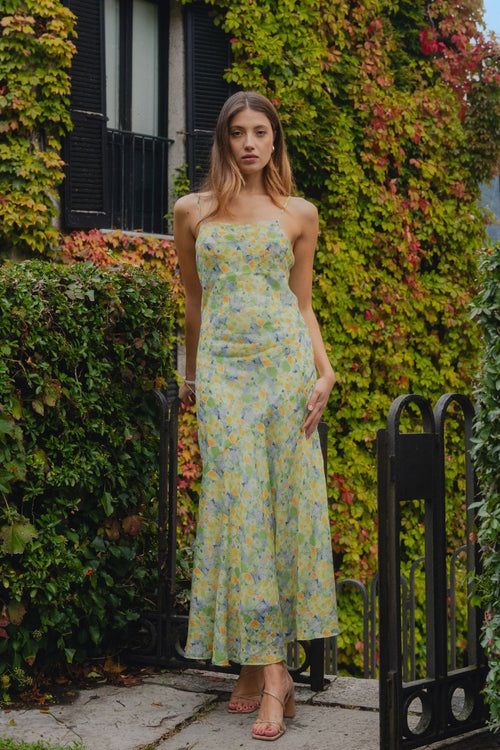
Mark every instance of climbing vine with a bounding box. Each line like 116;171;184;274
2;0;500;686
0;1;75;257
472;242;500;726
180;0;500;671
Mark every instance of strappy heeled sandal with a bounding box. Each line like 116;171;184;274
251;686;295;741
228;666;264;714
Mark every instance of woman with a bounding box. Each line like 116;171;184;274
173;91;338;742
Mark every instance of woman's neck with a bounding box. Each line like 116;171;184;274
240;172;266;195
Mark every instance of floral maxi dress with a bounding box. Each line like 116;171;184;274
185;216;338;666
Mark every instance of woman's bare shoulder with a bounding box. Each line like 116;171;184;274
288;196;318;224
174;192;199;217
174;191;217;221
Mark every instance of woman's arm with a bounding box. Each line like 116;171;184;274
288;198;336;438
173;194;203;406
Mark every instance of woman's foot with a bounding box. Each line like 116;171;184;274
251;662;295;741
228;665;265;713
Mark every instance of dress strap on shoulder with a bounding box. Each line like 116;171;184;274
197;193;203;217
278;196;291;215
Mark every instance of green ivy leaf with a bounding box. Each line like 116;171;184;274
6;601;26;626
31;399;44;416
0;415;14;436
0;521;37;555
101;492;114;517
0;469;13;494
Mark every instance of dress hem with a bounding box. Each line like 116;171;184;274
185;627;340;667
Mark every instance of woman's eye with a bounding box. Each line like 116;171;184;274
230;131;242;137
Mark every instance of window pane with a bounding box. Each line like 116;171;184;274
132;0;158;136
104;0;120;130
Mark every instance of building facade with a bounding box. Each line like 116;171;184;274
62;0;234;236
62;1;500;244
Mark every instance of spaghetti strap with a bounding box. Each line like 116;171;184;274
197;193;203;217
278;196;291;215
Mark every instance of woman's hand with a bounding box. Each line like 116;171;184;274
301;375;335;439
179;381;196;407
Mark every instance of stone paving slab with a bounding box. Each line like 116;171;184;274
0;682;214;750
313;676;379;710
1;669;497;750
148;668;316;703
157;702;380;750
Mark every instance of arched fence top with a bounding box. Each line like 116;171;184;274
379;392;487;749
386;394;435;450
434;392;475;444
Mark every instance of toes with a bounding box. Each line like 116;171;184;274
253;722;279;738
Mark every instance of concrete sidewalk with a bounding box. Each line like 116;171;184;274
0;669;498;750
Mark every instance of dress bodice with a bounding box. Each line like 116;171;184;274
196;219;294;293
195;219;305;358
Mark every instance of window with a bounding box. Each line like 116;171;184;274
104;0;163;136
104;0;170;233
63;0;169;233
62;1;231;233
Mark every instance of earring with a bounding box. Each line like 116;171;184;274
272;145;275;152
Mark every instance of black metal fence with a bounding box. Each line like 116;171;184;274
315;542;472;682
107;129;172;235
378;393;487;749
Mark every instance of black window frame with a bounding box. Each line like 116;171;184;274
62;1;232;231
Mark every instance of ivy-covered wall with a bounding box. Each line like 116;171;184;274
178;0;500;670
0;1;75;257
178;0;499;507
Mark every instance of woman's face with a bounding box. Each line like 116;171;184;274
228;107;275;176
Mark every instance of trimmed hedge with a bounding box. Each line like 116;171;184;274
472;243;500;727
0;261;174;692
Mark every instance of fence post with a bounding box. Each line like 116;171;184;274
378;425;402;750
378;393;487;749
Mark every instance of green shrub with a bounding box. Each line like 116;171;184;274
0;261;174;686
472;242;500;727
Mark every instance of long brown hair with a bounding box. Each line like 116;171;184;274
201;91;293;220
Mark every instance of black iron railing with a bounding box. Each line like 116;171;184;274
378;393;487;749
107;129;173;234
288;545;473;682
